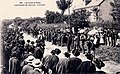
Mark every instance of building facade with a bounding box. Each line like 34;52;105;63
74;0;114;22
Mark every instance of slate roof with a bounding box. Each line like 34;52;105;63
74;0;105;10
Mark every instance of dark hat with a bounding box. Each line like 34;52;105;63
93;58;105;69
20;36;24;39
64;52;71;58
27;40;30;43
85;53;94;60
55;48;61;55
72;50;80;57
36;40;39;43
20;33;23;36
50;50;56;55
31;41;34;44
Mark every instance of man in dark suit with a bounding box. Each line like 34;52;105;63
9;51;21;74
42;49;61;74
67;33;73;52
77;53;96;74
67;50;82;74
56;52;71;74
34;46;43;61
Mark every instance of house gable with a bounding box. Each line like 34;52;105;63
99;0;114;21
74;0;105;10
74;0;114;22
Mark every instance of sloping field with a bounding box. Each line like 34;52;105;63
96;45;120;63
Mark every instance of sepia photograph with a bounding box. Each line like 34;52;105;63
0;0;120;74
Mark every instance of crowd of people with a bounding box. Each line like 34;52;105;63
44;27;118;54
2;21;119;74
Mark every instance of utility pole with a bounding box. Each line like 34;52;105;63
66;0;73;32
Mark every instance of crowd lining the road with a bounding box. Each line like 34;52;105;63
2;23;119;74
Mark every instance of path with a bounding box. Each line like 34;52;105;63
23;33;120;74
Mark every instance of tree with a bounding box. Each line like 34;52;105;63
109;0;120;29
54;12;64;23
13;17;24;26
45;10;64;24
70;9;91;28
56;0;72;15
110;0;120;24
45;10;55;24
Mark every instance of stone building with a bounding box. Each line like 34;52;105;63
74;0;114;22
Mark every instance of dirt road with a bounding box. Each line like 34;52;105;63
23;33;120;74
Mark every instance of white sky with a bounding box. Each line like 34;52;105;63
0;0;84;20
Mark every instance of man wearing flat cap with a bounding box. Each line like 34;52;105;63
76;53;96;74
25;40;31;53
29;41;35;54
67;50;82;74
9;51;21;74
42;49;61;74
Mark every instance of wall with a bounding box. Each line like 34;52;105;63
99;0;114;21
